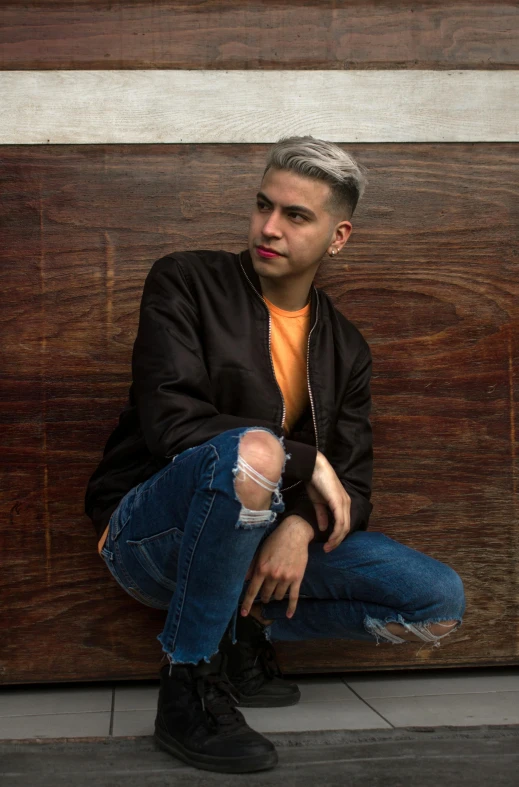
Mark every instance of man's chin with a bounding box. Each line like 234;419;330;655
250;247;287;274
251;259;285;279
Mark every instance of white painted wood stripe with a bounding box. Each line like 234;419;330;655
1;70;518;144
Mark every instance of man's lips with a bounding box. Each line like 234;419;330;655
256;246;284;258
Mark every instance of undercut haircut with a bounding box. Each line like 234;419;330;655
263;135;367;218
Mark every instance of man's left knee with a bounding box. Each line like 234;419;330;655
427;620;459;636
385;618;459;641
434;565;466;620
366;564;466;646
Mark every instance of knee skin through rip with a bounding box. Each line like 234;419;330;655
365;616;461;647
385;620;459;640
234;430;285;511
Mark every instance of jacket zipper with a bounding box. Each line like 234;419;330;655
239;261;287;426
306;299;319;453
266;307;287;430
239;258;319;486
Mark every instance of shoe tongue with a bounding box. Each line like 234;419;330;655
191;653;224;678
239;614;267;644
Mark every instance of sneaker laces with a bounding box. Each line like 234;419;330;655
192;658;243;730
254;641;281;680
235;639;282;693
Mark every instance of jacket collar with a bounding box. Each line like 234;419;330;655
238;248;318;326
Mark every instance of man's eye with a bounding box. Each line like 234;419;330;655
289;212;305;222
257;201;270;211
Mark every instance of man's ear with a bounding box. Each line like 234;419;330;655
327;220;352;256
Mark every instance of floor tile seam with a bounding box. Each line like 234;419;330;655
0;689;114;695
340;678;519;687
5;688;518;715
113;699;364;712
355;690;519;700
344;685;519;688
108;686;115;736
340;683;395;729
113;708;155;713
0;710;112;720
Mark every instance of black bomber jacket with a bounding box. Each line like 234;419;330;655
85;249;373;540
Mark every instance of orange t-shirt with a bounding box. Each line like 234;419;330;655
98;524;110;555
263;296;311;435
97;296;311;556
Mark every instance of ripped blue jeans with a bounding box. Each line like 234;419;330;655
100;426;465;665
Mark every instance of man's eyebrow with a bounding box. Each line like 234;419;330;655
256;192;317;219
256;191;273;206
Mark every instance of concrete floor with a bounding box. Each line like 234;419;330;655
2;727;519;786
1;667;519;785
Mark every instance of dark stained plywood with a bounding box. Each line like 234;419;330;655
1;1;518;71
1;143;518;683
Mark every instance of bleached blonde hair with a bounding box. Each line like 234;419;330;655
264;135;367;217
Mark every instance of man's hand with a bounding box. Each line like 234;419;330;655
306;451;351;552
241;516;312;620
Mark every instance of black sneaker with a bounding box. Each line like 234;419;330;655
154;651;278;773
220;614;301;708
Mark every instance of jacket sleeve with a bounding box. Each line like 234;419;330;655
330;346;373;533
278;345;373;540
132;256;317;480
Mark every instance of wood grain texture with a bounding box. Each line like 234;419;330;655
1;143;518;683
1;1;518;71
2;70;519;144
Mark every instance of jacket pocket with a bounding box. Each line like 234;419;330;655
126;526;183;591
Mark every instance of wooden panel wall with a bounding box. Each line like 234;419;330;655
3;71;517;144
1;2;518;684
2;1;518;69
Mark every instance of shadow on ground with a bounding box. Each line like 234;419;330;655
2;726;519;786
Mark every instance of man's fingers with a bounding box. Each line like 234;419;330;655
241;574;264;616
325;499;351;552
327;497;344;540
245;557;256;581
273;582;291;601
324;531;344;551
260;579;278;605
314;502;328;532
286;581;301;618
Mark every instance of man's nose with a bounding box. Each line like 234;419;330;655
262;211;282;238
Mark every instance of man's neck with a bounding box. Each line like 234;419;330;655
258;275;313;311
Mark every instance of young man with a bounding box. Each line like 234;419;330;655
85;137;465;774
